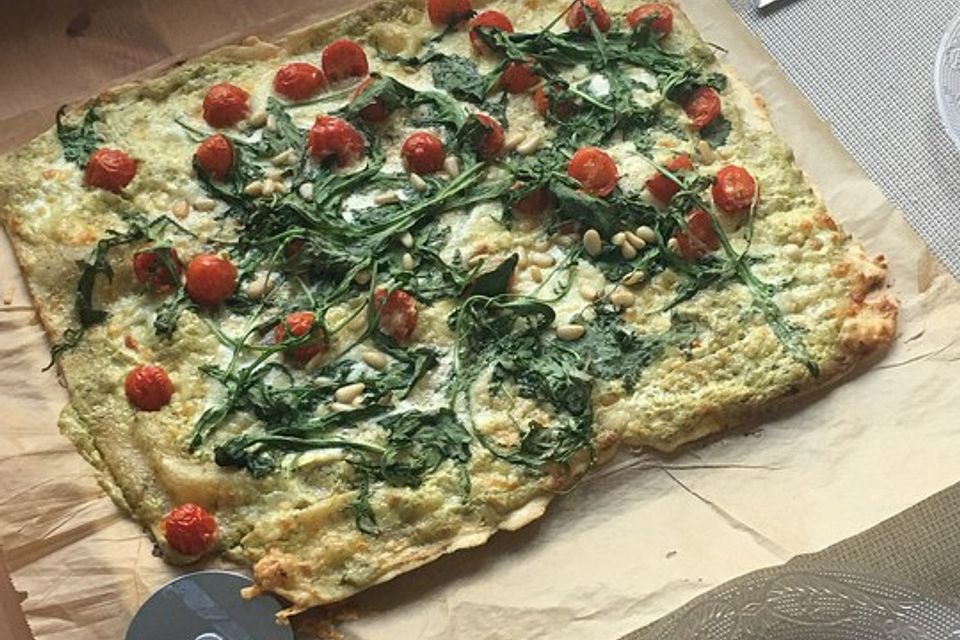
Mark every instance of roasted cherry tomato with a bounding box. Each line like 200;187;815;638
675;208;720;260
274;310;326;366
499;60;540;94
427;0;472;26
374;288;419;342
566;0;611;33
133;248;182;293
273;62;326;101
645;155;694;203
195;134;234;181
533;84;577;119
185;253;237;307
321;39;369;82
627;3;674;36
712;165;759;214
308;115;367;167
568;147;618;198
351;77;390;122
85;148;137;193
684;86;722;130
469;10;513;55
402;131;446;175
124;364;174;411
202;83;250;128
473;114;505;158
164;503;217;556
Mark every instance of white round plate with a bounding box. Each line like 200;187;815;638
935;8;960;150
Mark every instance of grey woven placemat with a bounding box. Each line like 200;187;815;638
729;0;960;277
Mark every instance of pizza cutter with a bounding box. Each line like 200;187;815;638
125;571;293;640
757;0;789;8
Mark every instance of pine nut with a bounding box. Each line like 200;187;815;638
409;173;429;192
612;232;626;247
273;180;289;195
553;234;575;248
624;231;646;250
355;270;371;285
504;132;525;151
667;237;681;254
579;285;598;301
530;252;555;268
621;243;638;260
444;155;460;177
172;199;190;219
402;253;415;271
298;182;315;201
635;225;657;243
334;382;366;404
266;114;277;131
622;270;646;286
400;232;414;249
583;229;602;257
533;239;551;253
361;350;389;370
248;110;268;128
374;191;400;205
516;246;529;269
245;274;275;299
271;149;297;166
697;139;715;164
610;290;635;308
783;243;802;261
516;134;543;156
192;197;216;212
262;180;276;196
244;180;264;196
529;265;543;283
556;323;586;341
330;402;356;413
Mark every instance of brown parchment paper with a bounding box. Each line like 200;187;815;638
2;1;959;639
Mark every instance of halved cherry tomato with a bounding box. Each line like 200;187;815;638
427;0;472;26
674;208;720;260
85;148;137;193
202;83;250;128
309;115;367;167
185;254;237;307
321;39;369;82
351;77;390;122
133;248;182;293
684;86;722;130
566;0;612;33
474;114;505;158
645;155;694;203
533;84;577;119
402;131;446;175
164;503;217;556
568;147;619;198
469;10;513;55
195;134;234;181
374;288;419;342
274;311;326;366
273;62;326;101
124;364;174;411
627;3;674;36
499;60;540;94
712;165;758;214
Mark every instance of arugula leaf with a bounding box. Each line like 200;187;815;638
462;253;518;298
55;105;100;168
430;55;487;103
700;116;732;148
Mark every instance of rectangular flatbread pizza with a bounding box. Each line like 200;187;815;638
0;0;897;620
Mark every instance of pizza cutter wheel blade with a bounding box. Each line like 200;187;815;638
125;570;293;640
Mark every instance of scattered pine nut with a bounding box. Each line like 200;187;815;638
556;324;586;341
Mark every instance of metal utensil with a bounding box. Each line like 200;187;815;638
125;571;293;640
758;0;788;8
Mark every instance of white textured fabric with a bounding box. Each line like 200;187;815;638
729;0;960;276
